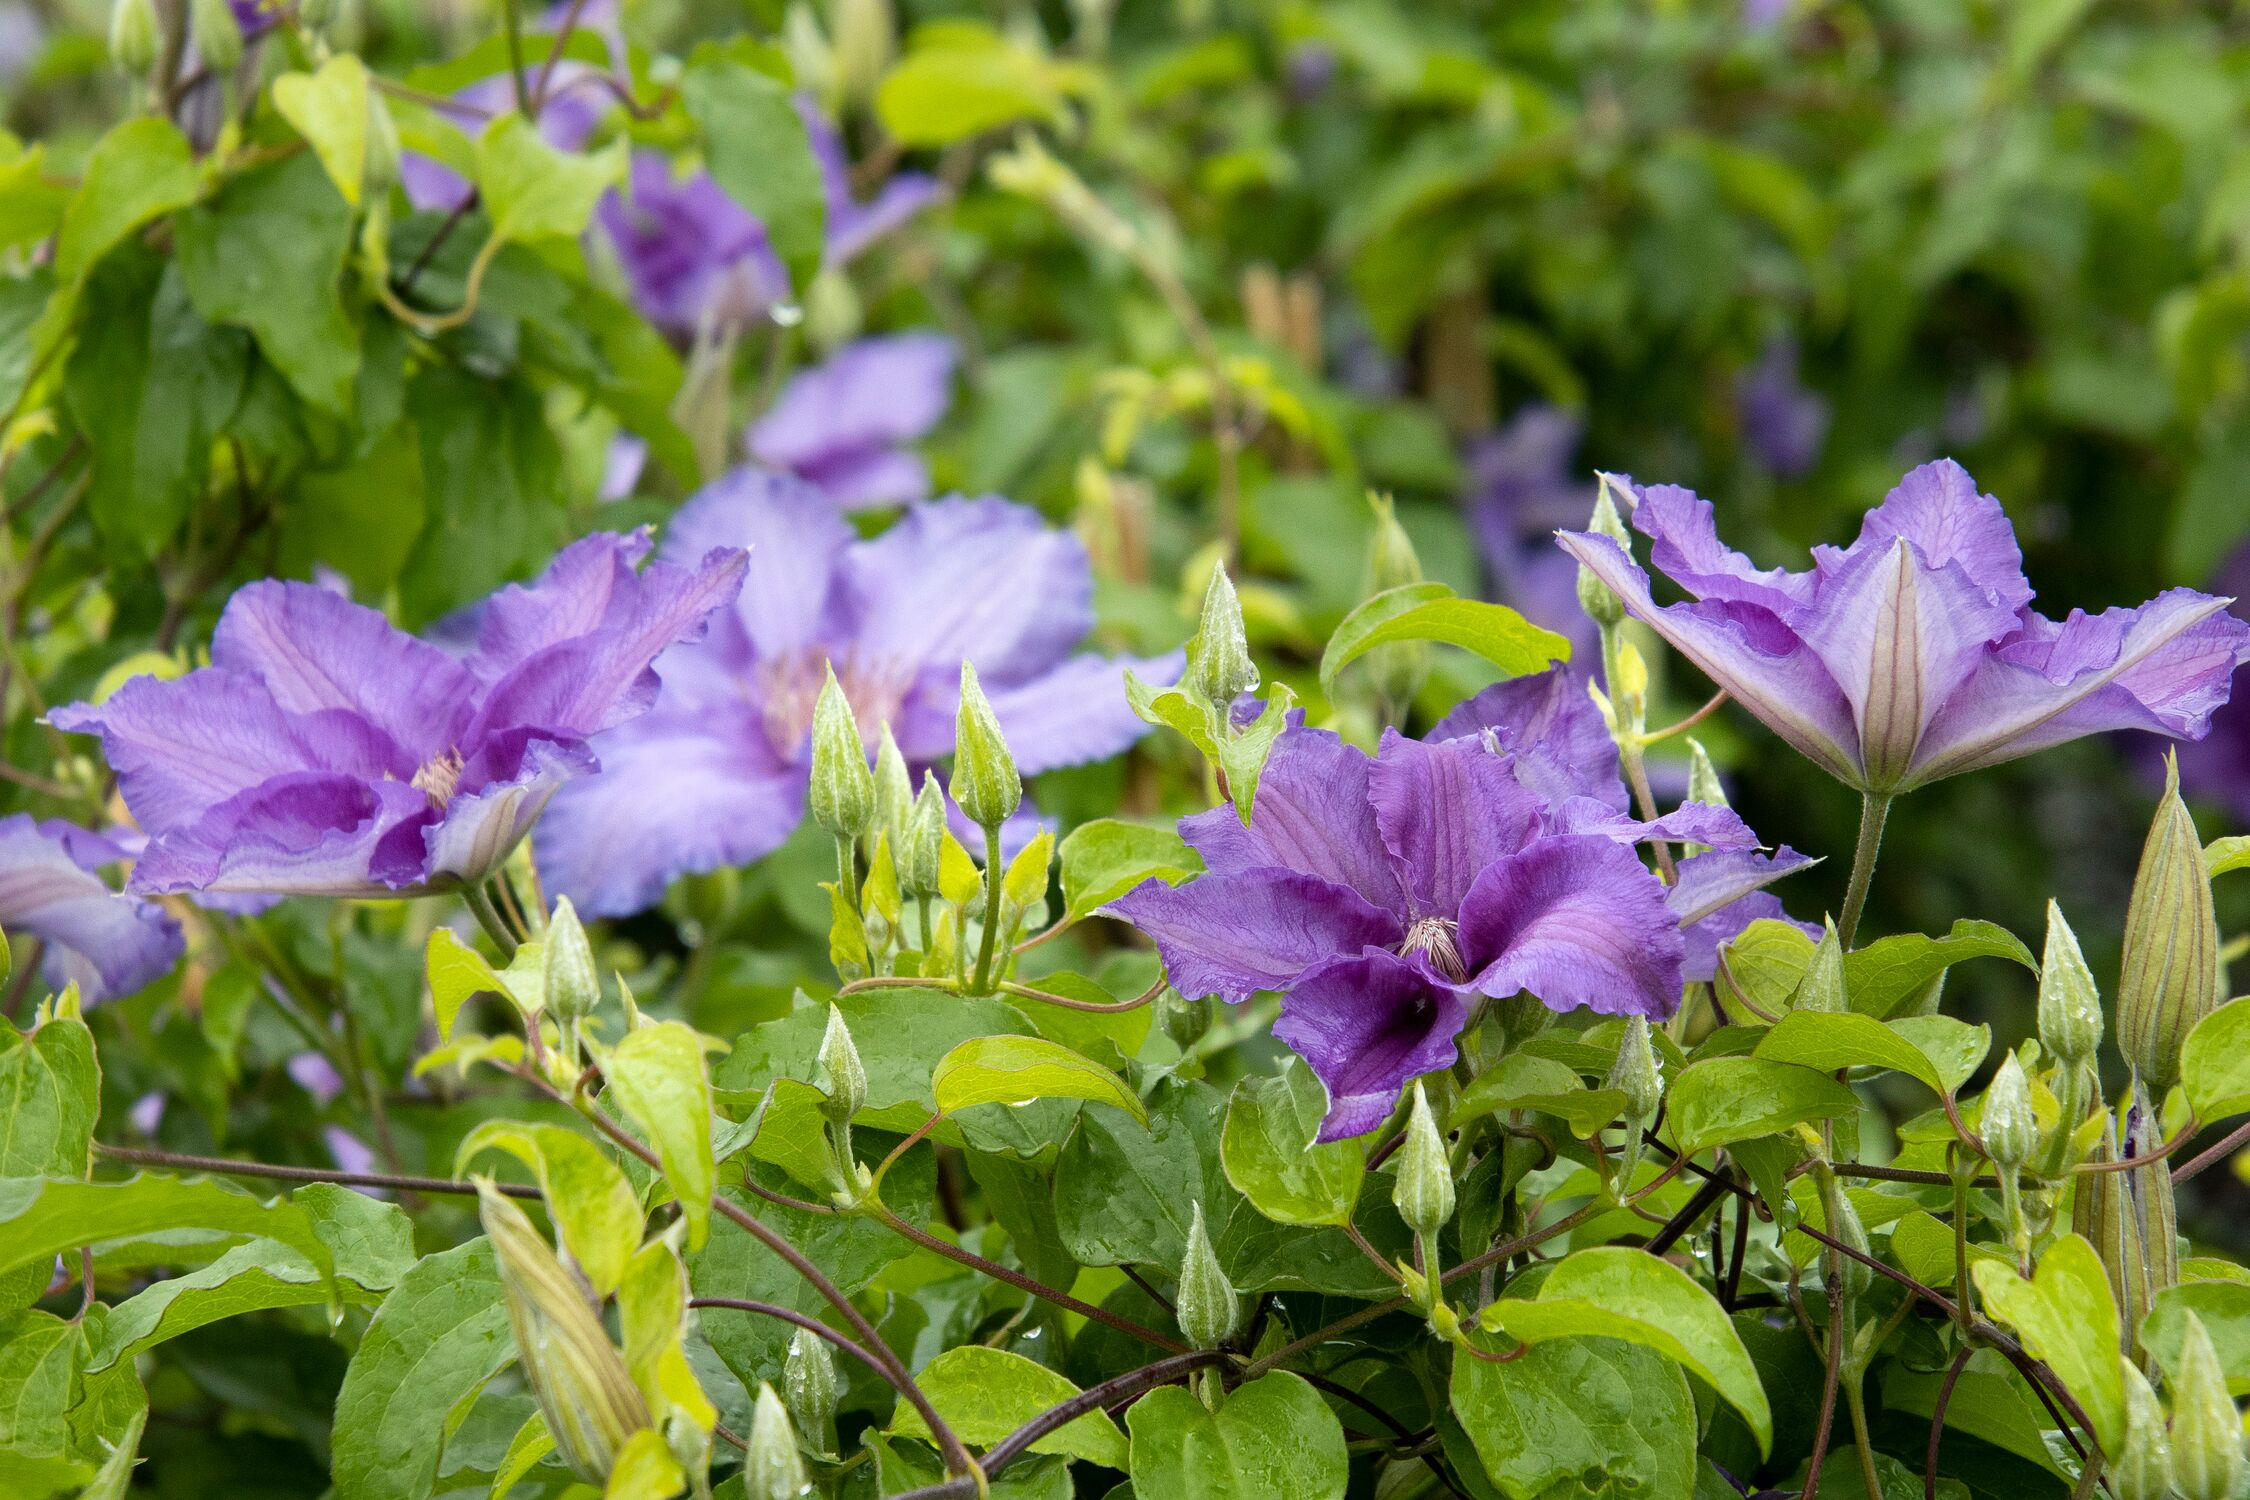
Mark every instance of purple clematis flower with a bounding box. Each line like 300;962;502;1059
537;473;1175;916
1735;337;1829;480
1109;669;1808;1140
51;534;746;900
1463;406;1599;665
1559;460;2250;796
747;334;956;510
0;816;183;1002
2169;544;2250;824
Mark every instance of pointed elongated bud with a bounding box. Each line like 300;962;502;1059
542;896;600;1024
898;771;946;899
871;726;913;848
949;663;1020;829
1606;1016;1662;1122
815;1004;865;1124
1792;918;1847;1013
2169;1312;2244;1500
1980;1053;2036;1169
744;1382;810;1500
1360;494;1430;709
1685;739;1727;809
479;1183;652;1484
809;667;875;839
1185;564;1258;709
1576;482;1631;628
2037;901;2103;1066
2113;1361;2173;1500
1176;1202;1239;1350
109;0;158;75
782;1327;837;1456
190;0;243;70
2118;755;2219;1092
2074;1113;2157;1358
1394;1082;1456;1238
1825;1184;1871;1304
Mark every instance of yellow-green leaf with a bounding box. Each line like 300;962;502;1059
931;1035;1145;1125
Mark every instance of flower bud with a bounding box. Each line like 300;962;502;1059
2113;1360;2174;1500
363;91;401;198
2036;900;2103;1067
1176;1202;1239;1350
782;1327;837;1457
1825;1184;1871;1304
815;1004;864;1124
871;725;913;847
809;667;875;840
190;0;243;71
1791;918;1847;1013
949;662;1021;830
744;1382;810;1500
1980;1053;2036;1170
1606;1016;1662;1122
1185;564;1258;710
1393;1081;1456;1238
479;1182;652;1484
2169;1311;2244;1500
1360;494;1430;710
1576;482;1631;628
1158;986;1213;1052
829;0;895;106
2117;754;2219;1093
109;0;158;75
897;771;946;899
542;896;600;1024
1685;738;1727;810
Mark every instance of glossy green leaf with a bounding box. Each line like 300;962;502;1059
1970;1233;2124;1454
53;117;197;284
602;1021;719;1252
1126;1370;1345;1500
273;54;373;207
1221;1057;1364;1227
1319;582;1569;694
426;927;509;1041
1752;1010;1988;1097
2144;1281;2250;1395
1450;1332;1695;1500
876;24;1068;147
1452;1052;1629;1139
2183;996;2250;1120
2205;835;2250;878
1844;921;2038;1020
931;1034;1145;1124
889;1345;1127;1468
1664;1057;1859;1156
0;1175;333;1289
0;1007;98;1178
1058;819;1202;921
454;1121;643;1295
0;1310;80;1458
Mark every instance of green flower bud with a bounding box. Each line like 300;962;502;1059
1176;1202;1239;1350
809;667;875;839
815;1004;865;1124
542;896;600;1024
479;1183;652;1484
1393;1081;1456;1238
871;725;913;849
2118;755;2219;1093
1685;738;1727;810
2169;1311;2245;1500
949;662;1021;830
1791;917;1847;1013
1980;1052;2037;1170
2113;1361;2174;1500
744;1382;810;1500
2036;900;2103;1067
1606;1015;1663;1122
1825;1183;1872;1304
1157;986;1213;1052
1363;492;1425;593
829;0;895;106
898;771;945;899
109;0;158;76
1185;564;1258;710
363;91;401;198
190;0;243;72
1576;480;1631;629
782;1327;837;1457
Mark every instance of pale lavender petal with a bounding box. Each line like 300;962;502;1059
981;651;1178;776
1665;846;1818;929
134;774;435;897
1630;481;1816;613
1824;459;2031;613
747;334;955;500
1544;798;1760;850
422;737;594;888
128;1091;167;1135
663;468;853;660
800;98;940;266
798;448;931;512
0;815;184;1002
1106;868;1402;1005
287;1052;346;1107
1734;338;1829;481
1455;835;1686;1019
325;1127;380;1184
1177;726;1407;916
1367;730;1545;919
1272;950;1471;1143
1429;667;1626;809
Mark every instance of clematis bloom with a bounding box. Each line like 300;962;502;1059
537;473;1175;916
52;534;745;899
1559;460;2250;796
1109;669;1808;1139
747;334;956;509
0;817;183;1002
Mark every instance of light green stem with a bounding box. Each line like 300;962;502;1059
1837;791;1893;949
969;821;1006;995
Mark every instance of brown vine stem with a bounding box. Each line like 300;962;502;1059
1926;1342;1974;1500
96;1143;538;1200
999;976;1163;1013
2076;1115;2197;1173
2173;1115;2250;1183
686;1297;891;1384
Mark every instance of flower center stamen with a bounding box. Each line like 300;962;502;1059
1400;916;1466;982
411;749;465;808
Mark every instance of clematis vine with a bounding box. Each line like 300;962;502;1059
537;473;1176;916
51;533;745;900
747;333;956;509
1110;669;1809;1139
0;816;183;1002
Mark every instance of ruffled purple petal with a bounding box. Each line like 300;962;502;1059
1455;834;1686;1020
981;651;1178;776
1428;667;1626;809
1822;459;2031;613
1630;481;1817;613
747;334;955;496
1544;798;1761;850
1105;868;1402;1005
665;468;853;661
1176;726;1408;916
598;153;784;333
421;735;596;888
1664;846;1819;929
1272;950;1472;1143
1367;730;1545;919
800;98;940;265
795;448;934;512
134;773;436;898
0;815;183;1002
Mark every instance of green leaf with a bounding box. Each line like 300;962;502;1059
1451;1334;1695;1500
273;54;373;207
889;1345;1127;1468
332;1237;514;1500
682;61;827;295
175;152;360;415
1665;1057;1860;1156
1058;819;1202;922
1886;1016;1994;1095
1476;1247;1773;1455
1221;1057;1365;1227
2183;996;2250;1121
1319;582;1570;694
476;114;628;245
1752;1011;1989;1097
0;1176;333;1290
741;1077;838;1197
931;1034;1145;1125
0;1008;98;1178
603;1021;719;1251
73;1405;143;1500
1970;1234;2124;1455
0;146;71;258
876;24;1068;147
0;1310;80;1458
962;1150;1079;1289
425;927;507;1042
1126;1370;1346;1500
454;1121;642;1296
1452;1052;1628;1139
2205;835;2250;878
397;365;565;624
1003;968;1153;1071
1843;921;2038;1020
2143;1281;2250;1396
53;117;198;285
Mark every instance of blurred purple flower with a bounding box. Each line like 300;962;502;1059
538;475;1175;915
1109;669;1807;1139
1735;338;1828;480
0;1;41;83
0;816;183;1002
128;1091;166;1136
1742;0;1792;27
1463;406;1599;663
53;534;745;900
228;0;281;40
1561;460;2250;795
747;334;955;510
288;1051;347;1107
325;1127;379;1183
